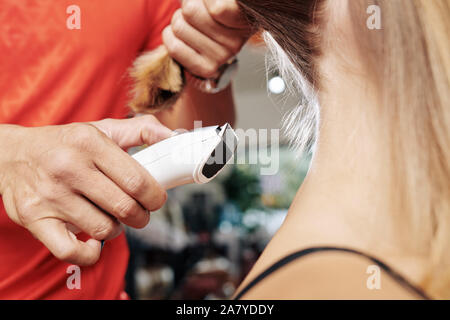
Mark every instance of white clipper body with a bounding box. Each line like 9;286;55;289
132;124;238;190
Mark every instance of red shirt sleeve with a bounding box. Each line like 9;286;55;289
145;0;181;50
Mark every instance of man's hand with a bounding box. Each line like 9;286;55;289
0;116;172;266
163;0;251;79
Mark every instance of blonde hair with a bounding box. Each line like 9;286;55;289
239;0;450;298
354;0;450;298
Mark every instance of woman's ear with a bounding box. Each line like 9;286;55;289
129;46;184;114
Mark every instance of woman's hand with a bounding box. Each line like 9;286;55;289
0;116;172;266
163;0;251;79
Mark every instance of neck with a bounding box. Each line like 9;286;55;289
286;58;410;258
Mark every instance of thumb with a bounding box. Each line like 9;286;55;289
91;116;174;150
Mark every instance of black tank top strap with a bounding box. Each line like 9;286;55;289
234;246;429;300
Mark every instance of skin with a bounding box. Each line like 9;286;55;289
158;0;250;130
0;0;249;266
236;1;428;299
0;117;171;266
163;0;250;79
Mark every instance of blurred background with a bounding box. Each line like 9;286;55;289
125;39;311;300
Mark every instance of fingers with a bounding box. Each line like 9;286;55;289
182;2;247;51
135;116;174;146
59;194;123;240
165;0;249;79
94;139;167;214
163;25;220;79
203;0;249;29
92;116;173;150
171;9;232;65
91;117;169;219
73;169;150;229
28;218;102;266
3;121;170;267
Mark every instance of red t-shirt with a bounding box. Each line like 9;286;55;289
0;0;179;299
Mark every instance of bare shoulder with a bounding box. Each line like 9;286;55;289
238;250;424;300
